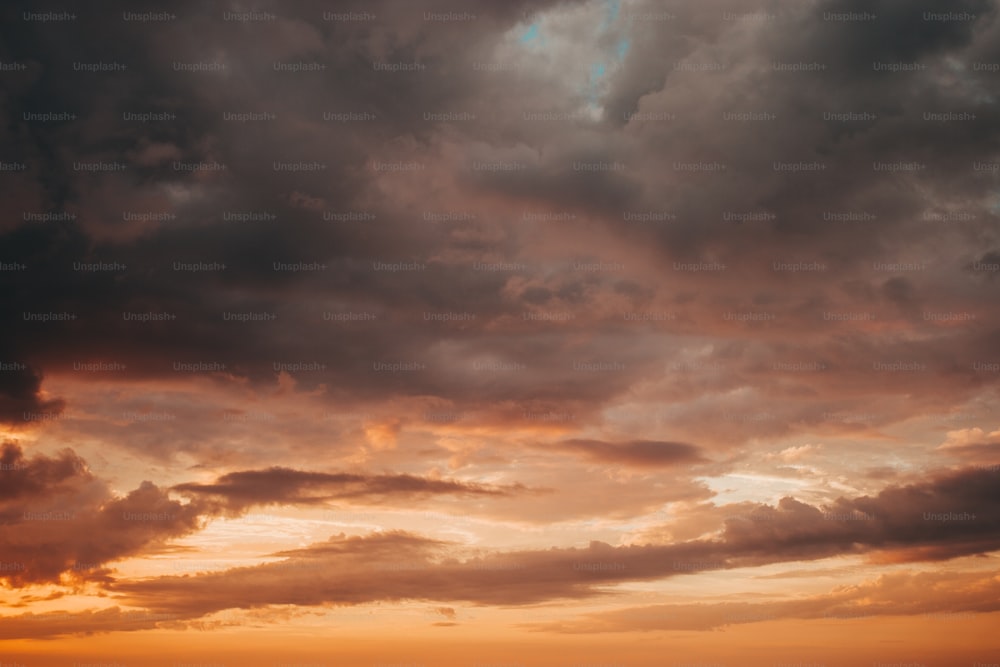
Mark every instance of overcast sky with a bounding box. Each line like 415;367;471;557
2;1;1000;665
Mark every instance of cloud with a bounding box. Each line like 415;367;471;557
11;567;1000;639
0;441;541;586
529;568;1000;633
937;427;1000;461
548;438;707;466
0;606;181;639
0;442;204;585
97;466;1000;625
0;365;64;425
172;466;528;513
0;440;86;501
774;444;821;463
2;1;1000;656
2;0;998;456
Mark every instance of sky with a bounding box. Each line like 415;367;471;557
1;0;1000;665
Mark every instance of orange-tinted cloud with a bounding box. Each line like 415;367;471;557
548;439;707;467
172;466;529;513
92;466;1000;626
530;569;1000;633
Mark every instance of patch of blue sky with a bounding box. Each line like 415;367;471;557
520;23;540;44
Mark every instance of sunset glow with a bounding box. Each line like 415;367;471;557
2;1;1000;665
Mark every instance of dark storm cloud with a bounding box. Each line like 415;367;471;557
0;364;65;424
1;0;999;449
779;0;997;74
584;0;1000;279
3;0;657;422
